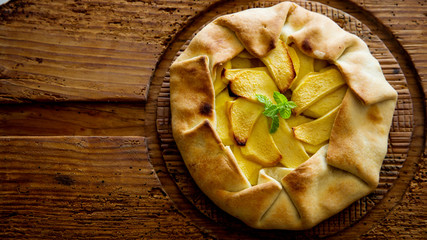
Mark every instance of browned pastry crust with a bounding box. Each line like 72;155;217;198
169;2;397;230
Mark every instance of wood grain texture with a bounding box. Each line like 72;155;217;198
362;154;427;239
0;102;146;136
0;136;209;239
0;0;221;102
352;0;427;84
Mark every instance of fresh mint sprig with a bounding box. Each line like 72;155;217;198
255;91;297;133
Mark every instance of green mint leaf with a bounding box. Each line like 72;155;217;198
279;107;292;119
256;92;297;133
256;94;273;107
273;91;287;105
263;105;279;118
288;101;297;109
269;115;279;133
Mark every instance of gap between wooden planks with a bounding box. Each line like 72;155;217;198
0;136;210;239
0;0;221;103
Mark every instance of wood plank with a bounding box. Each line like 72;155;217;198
0;0;220;102
0;136;208;239
0;102;146;136
350;0;427;84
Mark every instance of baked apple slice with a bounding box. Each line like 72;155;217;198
304;86;348;118
231;57;252;68
291;66;346;115
302;141;328;155
286;115;313;128
289;45;314;91
241;116;282;167
293;105;340;145
229;69;279;102
223;67;268;85
228;98;264;146
215;89;235;146
260;39;296;92
232;145;262;185
271;118;309;168
214;61;231;95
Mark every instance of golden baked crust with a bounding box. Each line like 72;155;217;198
169;2;397;230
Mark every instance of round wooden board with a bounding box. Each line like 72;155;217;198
156;0;413;238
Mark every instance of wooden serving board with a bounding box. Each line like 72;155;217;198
156;0;414;238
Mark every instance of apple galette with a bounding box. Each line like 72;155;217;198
169;2;397;230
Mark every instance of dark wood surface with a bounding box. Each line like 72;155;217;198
0;0;425;239
0;137;208;239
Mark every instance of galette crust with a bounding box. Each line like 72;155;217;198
169;2;397;230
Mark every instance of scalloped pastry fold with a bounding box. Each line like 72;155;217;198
170;2;397;230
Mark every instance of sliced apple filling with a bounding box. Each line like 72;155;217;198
228;98;264;146
214;39;348;185
260;40;296;92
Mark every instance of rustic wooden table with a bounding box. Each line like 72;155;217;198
0;0;425;239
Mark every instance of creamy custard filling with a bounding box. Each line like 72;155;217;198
214;38;347;186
